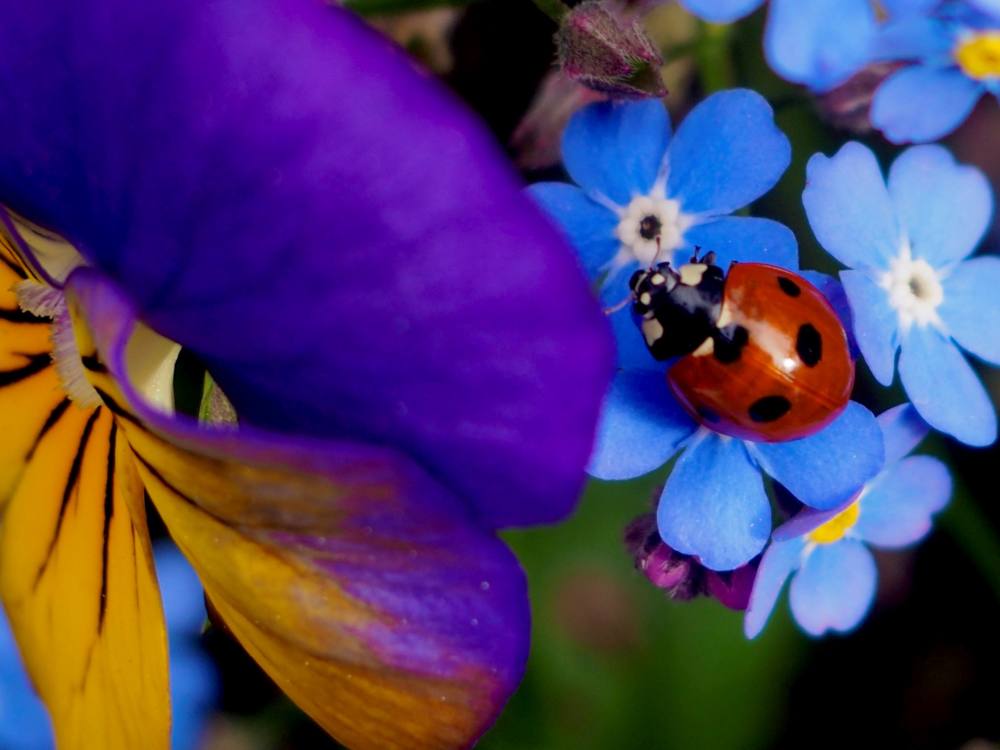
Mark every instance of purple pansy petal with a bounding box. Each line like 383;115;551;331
899;325;997;446
679;0;764;23
803;143;901;271
0;0;614;530
941;256;1000;365
887;145;994;267
840;270;900;385
789;540;877;636
683;216;799;271
588;371;696;480
748;402;884;511
744;537;806;639
877;403;930;464
854;455;951;548
871;66;984;144
873;15;953;61
765;0;877;91
666;90;790;216
527;183;620;278
68;267;532;748
658;431;771;571
562;99;671;205
798;270;859;357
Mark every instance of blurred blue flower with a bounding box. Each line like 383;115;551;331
870;0;1000;142
804;142;998;446
744;404;951;638
0;543;216;750
528;89;796;313
679;0;879;91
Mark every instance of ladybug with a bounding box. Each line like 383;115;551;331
629;252;854;442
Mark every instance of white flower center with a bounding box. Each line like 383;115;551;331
614;195;692;268
879;246;944;332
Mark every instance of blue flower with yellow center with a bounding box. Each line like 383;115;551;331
0;1;613;748
804;141;998;446
745;404;951;638
870;0;1000;142
529;96;884;572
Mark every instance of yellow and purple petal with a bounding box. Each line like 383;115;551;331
67;267;533;750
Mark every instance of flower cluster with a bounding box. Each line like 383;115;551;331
530;90;995;638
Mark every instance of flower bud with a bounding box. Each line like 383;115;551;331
624;513;757;609
556;1;667;99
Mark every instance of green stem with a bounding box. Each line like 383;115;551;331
530;0;569;23
694;21;735;93
942;488;1000;600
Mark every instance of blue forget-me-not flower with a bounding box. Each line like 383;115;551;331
530;95;885;572
870;0;1000;142
744;405;951;638
804;142;999;446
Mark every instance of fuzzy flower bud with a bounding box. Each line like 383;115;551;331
556;1;667;99
624;513;756;610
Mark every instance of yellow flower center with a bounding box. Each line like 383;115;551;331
955;31;1000;80
808;500;861;545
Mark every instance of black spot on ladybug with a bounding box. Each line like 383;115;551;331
697;406;721;423
639;215;662;240
748;395;792;423
796;323;822;367
713;325;749;364
778;277;801;297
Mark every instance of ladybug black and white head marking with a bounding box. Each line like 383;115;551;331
629;252;727;361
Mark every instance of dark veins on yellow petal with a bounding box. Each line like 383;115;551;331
0;241;169;750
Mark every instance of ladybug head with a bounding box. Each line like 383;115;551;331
630;256;727;361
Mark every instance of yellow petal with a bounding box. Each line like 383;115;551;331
0;251;170;750
68;268;531;750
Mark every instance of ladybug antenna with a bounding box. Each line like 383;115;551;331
603;295;632;316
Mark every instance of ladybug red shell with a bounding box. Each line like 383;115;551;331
630;257;854;443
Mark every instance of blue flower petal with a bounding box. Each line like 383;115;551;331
744;537;806;639
562;100;671;206
683;216;799;271
666;90;790;216
968;0;1000;15
899;325;997;446
873;16;953;61
877;403;930;464
881;0;943;14
854;455;951;548
840;270;900;385
765;0;877;91
887;145;993;268
941;257;1000;366
527;183;620;278
871;66;984;143
680;0;764;22
658;432;771;571
589;371;696;480
803;143;900;271
748;402;884;510
789;540;877;636
799;270;859;357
